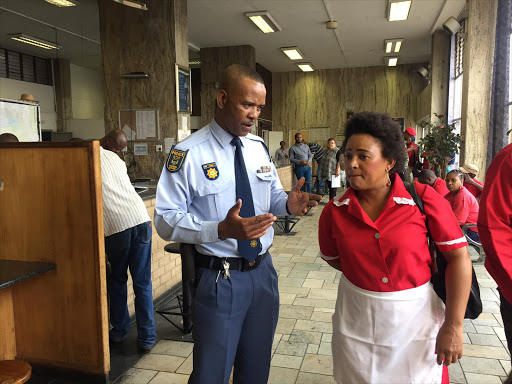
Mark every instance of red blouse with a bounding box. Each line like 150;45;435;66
465;179;484;199
319;175;467;292
445;186;479;232
432;177;450;197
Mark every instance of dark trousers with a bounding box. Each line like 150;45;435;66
499;289;512;372
189;254;279;384
325;180;337;200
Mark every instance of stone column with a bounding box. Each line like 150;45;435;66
430;30;450;122
200;46;256;126
99;0;188;179
53;59;72;132
460;0;498;170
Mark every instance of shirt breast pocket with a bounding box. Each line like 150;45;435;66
255;173;275;214
197;178;234;221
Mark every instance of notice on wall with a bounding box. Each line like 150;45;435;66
164;138;175;154
119;109;159;141
134;143;148;156
136;110;157;139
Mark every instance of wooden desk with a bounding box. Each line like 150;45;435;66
0;260;55;360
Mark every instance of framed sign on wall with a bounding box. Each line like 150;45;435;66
176;64;191;113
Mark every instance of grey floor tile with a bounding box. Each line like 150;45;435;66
468;333;504;347
271;354;304;369
175;354;193;375
118;368;158;384
279;304;315;320
465;372;503;384
276;340;308;356
151;340;193;358
463;344;510;360
475;325;497;335
293;297;335;309
279;276;306;288
147;372;189;384
135;354;185;373
302;279;324;288
310;311;333;323
276;317;297;334
306;288;338;301
294;319;332;333
460;356;508;375
268;366;299;384
449;362;467;384
317;342;332;356
472;313;501;327
295;371;336;384
300;354;333;375
289;329;323;344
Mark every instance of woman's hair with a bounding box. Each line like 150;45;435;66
447;169;464;180
342;111;407;174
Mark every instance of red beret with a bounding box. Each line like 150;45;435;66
405;127;416;136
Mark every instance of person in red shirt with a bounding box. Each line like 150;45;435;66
404;127;419;183
477;144;512;383
459;163;484;200
319;112;472;384
444;170;480;243
418;169;450;197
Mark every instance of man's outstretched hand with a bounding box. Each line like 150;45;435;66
287;177;322;216
218;199;276;240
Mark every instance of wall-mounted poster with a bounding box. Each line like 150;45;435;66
392;117;405;131
176;64;191;112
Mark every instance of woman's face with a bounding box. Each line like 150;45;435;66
446;172;463;193
327;139;336;150
344;134;395;191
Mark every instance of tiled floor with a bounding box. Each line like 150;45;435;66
116;194;511;384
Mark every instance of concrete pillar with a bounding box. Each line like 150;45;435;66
53;59;72;132
430;30;450;122
200;46;256;126
98;0;188;179
460;0;498;171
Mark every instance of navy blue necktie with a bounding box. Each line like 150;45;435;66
231;136;262;262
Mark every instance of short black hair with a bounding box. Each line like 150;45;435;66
448;169;464;180
342;111;407;174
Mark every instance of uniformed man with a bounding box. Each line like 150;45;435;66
154;64;321;384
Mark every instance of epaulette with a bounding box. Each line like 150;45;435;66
246;134;271;162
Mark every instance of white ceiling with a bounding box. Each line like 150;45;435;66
0;0;466;72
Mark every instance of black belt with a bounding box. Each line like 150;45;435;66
195;251;268;272
295;164;309;167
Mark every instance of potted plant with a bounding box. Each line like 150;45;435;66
417;114;461;180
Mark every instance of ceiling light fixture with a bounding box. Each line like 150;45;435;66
297;63;314;72
245;11;282;33
44;0;79;6
112;0;147;11
385;57;398;67
9;33;61;50
280;47;304;60
384;39;404;53
387;1;412;21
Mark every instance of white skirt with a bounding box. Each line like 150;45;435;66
332;275;445;384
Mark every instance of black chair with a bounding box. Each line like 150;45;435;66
462;224;485;263
155;243;196;334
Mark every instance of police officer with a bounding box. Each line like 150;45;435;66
154;64;321;384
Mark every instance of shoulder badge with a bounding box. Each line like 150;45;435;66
166;149;188;173
202;162;219;180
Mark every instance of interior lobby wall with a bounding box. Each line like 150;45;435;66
273;64;427;145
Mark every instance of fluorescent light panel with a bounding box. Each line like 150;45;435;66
112;0;147;10
246;11;282;33
9;34;61;50
297;63;314;72
385;57;398;66
44;0;79;6
281;47;304;60
387;1;411;21
384;39;404;53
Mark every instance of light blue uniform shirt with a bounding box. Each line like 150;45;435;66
154;119;289;258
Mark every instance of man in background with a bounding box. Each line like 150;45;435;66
274;140;289;164
417;169;450;197
459;163;484;200
0;133;19;142
100;130;156;351
478;144;512;384
289;133;313;192
308;141;325;194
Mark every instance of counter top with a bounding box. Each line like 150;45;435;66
0;260;56;290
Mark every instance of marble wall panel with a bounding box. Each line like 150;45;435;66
461;0;498;173
99;0;188;180
431;30;451;122
273;65;427;143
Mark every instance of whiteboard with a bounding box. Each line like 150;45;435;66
0;98;41;142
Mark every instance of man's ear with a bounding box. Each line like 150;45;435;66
217;90;227;110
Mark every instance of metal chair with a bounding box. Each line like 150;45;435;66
461;224;485;263
155;243;195;334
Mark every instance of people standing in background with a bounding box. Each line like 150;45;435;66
274;140;289;164
0;133;19;142
318;138;339;200
445;170;480;243
289;133;313;193
417;169;450;197
404;127;419;183
335;148;347;189
100;130;156;352
477;143;512;384
154;64;321;384
308;141;325;194
459;163;484;201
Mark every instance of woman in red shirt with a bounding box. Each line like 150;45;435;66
319;112;472;384
445;170;480;243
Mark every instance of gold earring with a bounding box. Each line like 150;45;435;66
386;170;391;187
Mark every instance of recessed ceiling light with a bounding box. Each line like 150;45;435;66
281;47;304;60
245;11;282;33
297;63;314;72
112;0;147;11
9;34;61;50
384;39;404;53
44;0;79;6
387;1;411;21
385;57;398;67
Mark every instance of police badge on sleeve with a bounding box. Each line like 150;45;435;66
166;149;188;173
